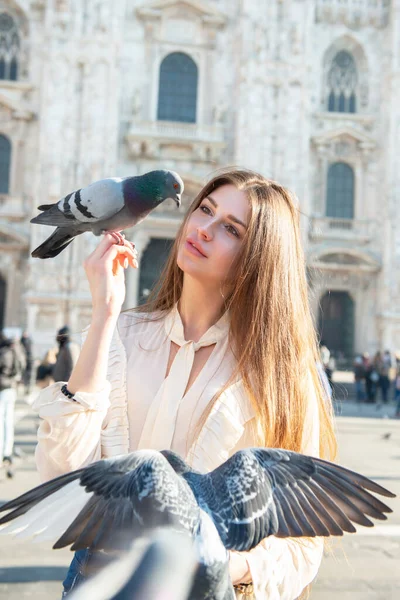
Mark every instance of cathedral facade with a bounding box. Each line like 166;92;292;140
0;0;399;361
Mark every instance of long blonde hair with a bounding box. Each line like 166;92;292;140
138;168;337;461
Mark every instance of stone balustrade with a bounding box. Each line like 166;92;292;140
309;216;376;243
125;120;226;162
0;194;29;221
315;0;390;28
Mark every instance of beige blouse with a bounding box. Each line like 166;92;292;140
34;307;324;600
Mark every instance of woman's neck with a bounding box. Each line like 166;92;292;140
178;276;226;342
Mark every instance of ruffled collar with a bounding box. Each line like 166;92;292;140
164;303;229;349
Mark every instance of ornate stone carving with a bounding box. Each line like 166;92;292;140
213;102;228;125
334;140;352;157
290;23;302;55
131;89;142;118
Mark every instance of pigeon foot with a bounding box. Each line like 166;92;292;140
107;231;126;246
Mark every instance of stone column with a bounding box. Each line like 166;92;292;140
314;142;329;216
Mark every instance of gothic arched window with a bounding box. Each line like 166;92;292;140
326;162;354;219
0;13;20;81
0;135;11;193
327;51;357;113
157;52;198;123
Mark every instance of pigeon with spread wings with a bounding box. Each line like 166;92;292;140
0;448;395;600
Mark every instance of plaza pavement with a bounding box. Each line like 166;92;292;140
0;381;399;600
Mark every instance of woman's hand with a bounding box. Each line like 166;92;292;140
229;551;252;586
83;233;138;320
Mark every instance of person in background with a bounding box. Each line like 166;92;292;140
0;332;23;479
36;347;58;390
394;364;400;419
375;350;391;408
20;330;33;395
51;326;80;383
363;352;377;404
353;355;365;403
319;341;334;390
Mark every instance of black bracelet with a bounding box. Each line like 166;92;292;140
61;384;76;401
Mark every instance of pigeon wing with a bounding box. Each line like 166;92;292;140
68;178;125;223
30;178;126;227
191;448;395;552
0;450;200;553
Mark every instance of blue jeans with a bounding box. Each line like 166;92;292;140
62;549;116;597
355;380;365;403
62;549;92;597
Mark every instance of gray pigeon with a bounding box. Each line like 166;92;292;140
0;448;395;600
30;169;183;259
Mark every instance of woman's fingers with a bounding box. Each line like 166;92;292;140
88;233;137;260
85;235;138;268
112;252;137;276
103;245;138;276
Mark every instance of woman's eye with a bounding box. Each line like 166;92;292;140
226;224;239;238
200;205;212;215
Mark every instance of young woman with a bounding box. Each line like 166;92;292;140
34;169;337;600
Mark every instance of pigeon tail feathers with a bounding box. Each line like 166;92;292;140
37;203;56;211
31;228;76;259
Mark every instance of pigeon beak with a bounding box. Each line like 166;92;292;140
175;194;181;208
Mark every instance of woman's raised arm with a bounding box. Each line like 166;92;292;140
34;234;137;481
67;233;137;394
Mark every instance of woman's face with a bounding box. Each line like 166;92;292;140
177;184;250;287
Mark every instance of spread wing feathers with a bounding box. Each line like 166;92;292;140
30;178;125;227
190;448;395;552
0;450;200;553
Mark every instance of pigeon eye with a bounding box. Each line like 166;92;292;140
173;183;179;190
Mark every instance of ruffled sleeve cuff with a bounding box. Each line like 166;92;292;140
243;536;324;600
32;380;111;417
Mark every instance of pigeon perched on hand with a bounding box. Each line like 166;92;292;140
0;448;395;600
30;169;184;259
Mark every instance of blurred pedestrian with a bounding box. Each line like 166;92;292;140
353;355;365;403
20;330;33;394
52;326;80;383
363;352;377;403
394;367;400;419
0;331;23;479
319;341;334;389
36;347;58;389
375;350;391;408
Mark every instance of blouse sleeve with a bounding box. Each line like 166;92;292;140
34;318;129;482
234;377;323;600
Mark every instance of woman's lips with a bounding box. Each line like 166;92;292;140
185;240;207;258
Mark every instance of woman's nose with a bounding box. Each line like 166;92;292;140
197;224;212;240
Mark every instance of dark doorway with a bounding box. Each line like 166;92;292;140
0;275;6;329
318;291;355;360
138;238;174;305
